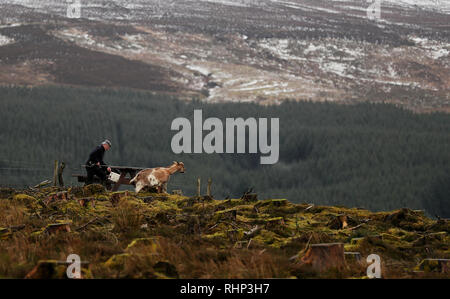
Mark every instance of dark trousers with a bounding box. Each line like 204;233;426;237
85;165;107;185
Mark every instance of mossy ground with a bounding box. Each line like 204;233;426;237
0;186;448;279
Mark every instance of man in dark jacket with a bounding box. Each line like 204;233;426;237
85;140;112;185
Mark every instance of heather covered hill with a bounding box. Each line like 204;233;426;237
0;185;448;278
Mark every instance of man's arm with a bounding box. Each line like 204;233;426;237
101;160;111;173
88;146;104;165
97;149;110;172
88;146;110;172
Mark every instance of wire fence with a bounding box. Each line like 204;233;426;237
0;159;84;188
0;159;192;191
0;167;49;171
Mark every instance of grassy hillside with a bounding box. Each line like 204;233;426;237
0;186;448;279
0;86;449;215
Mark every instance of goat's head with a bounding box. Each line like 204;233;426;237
173;161;185;173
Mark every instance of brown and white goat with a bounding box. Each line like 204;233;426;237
130;161;185;193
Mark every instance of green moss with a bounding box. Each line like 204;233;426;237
40;187;60;194
202;231;228;246
384;208;432;231
82;184;106;196
213;208;237;221
350;237;365;245
126;237;160;253
227;229;245;241
68;186;84;197
380;233;401;242
252;229;286;248
104;253;131;271
81;268;94;279
13;194;36;204
148;199;181;215
1;186;449;279
255;199;288;208
215;198;249;209
412;232;448;247
96;194;109;201
428;220;450;233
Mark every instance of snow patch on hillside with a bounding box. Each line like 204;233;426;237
384;0;449;13
410;36;450;60
186;65;211;76
0;34;14;46
199;0;253;7
330;0;448;11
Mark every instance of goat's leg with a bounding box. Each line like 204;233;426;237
135;182;145;193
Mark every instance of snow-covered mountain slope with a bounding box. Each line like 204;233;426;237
0;0;448;111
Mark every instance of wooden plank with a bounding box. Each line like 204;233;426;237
80;165;145;171
72;174;87;183
73;165;139;189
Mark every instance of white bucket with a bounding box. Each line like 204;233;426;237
108;172;121;183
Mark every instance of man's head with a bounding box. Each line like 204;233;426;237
102;139;112;151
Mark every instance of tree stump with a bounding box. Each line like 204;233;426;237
328;214;348;229
299;243;347;272
241;193;258;202
44;223;71;235
201;195;214;202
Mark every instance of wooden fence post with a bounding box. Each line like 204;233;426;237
53;160;59;187
207;178;212;196
197;177;201;197
57;162;65;187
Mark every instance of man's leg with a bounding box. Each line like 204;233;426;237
93;165;108;183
